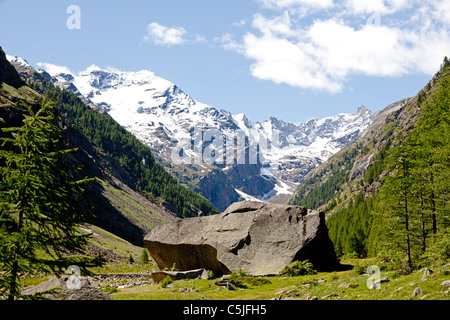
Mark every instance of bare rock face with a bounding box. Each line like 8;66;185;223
144;201;339;276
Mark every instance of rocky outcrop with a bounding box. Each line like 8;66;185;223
151;269;208;283
21;276;113;300
144;201;339;276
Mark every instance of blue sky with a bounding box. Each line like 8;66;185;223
0;0;449;123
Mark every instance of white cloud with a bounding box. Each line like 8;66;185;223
36;62;72;76
142;22;207;47
307;20;411;78
252;12;299;37
219;33;244;52
232;19;247;27
429;0;450;25
258;0;334;10
222;2;450;93
344;0;411;15
142;22;187;46
243;32;342;92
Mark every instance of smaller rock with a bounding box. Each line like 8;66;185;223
412;287;423;298
151;269;206;283
440;280;450;288
221;275;230;281
298;283;312;290
421;268;433;281
214;280;230;286
373;277;390;286
322;294;340;299
285;289;298;295
338;282;359;288
214;280;238;291
226;282;238;291
359;273;371;277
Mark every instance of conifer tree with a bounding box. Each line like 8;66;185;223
381;140;415;272
0;100;98;300
379;60;450;270
141;248;149;264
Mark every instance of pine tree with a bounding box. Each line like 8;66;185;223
0;100;98;300
379;62;450;271
381;140;416;272
412;70;450;233
141;248;149;264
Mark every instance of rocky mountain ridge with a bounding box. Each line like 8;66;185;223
289;58;449;216
7;56;374;210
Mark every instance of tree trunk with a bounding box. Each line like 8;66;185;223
420;189;426;254
430;172;437;234
8;172;28;300
8;260;19;301
404;186;412;271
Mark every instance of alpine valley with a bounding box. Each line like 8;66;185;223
2;43;450;302
9;56;374;211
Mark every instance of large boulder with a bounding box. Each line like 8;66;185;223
144;201;339;276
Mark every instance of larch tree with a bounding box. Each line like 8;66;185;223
0;100;99;300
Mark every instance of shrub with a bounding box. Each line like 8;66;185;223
160;276;173;288
229;269;248;288
141;249;149;264
438;266;450;276
352;261;368;275
206;270;216;280
330;272;339;281
228;269;271;287
422;230;450;266
245;277;271;286
279;260;317;277
103;285;118;294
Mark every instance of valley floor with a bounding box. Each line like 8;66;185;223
93;260;450;301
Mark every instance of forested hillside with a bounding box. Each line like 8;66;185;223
45;86;219;218
290;58;450;271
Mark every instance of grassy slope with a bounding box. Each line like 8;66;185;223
94;177;173;231
110;260;450;300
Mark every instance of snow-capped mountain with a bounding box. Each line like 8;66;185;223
26;61;374;210
5;54;32;68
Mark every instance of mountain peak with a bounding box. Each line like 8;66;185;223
6;54;31;68
357;105;371;115
0;47;25;88
30;59;374;209
84;64;102;73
